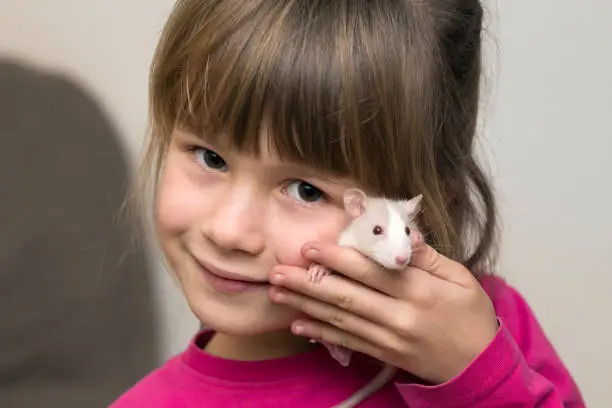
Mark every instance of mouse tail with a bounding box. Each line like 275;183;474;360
332;364;398;408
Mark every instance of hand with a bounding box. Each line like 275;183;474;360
268;240;499;384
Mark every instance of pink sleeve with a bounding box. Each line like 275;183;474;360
394;276;586;408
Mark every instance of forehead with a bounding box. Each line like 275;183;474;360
364;199;390;223
373;199;408;225
386;202;407;230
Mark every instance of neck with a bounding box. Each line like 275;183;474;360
204;329;317;361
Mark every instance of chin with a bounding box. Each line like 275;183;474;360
183;286;299;337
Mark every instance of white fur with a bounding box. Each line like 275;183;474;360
376;202;412;269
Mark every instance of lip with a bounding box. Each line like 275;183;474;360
194;257;269;294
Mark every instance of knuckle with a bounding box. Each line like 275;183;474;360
358;262;377;284
403;275;435;305
328;310;346;327
392;311;417;338
411;284;434;305
335;295;353;311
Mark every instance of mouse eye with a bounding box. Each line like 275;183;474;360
405;226;411;236
373;225;383;235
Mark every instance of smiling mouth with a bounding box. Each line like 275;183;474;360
193;257;269;293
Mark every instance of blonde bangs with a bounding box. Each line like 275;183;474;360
148;0;436;196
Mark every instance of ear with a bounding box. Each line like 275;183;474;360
343;188;367;218
403;194;423;215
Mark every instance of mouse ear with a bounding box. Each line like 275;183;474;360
343;188;367;218
403;194;423;215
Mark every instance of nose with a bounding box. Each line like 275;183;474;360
202;186;265;255
395;256;407;265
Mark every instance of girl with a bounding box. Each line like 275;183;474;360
113;0;585;407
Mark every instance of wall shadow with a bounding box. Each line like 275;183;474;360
0;58;159;408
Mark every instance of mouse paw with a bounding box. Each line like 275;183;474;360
323;343;353;367
307;264;331;283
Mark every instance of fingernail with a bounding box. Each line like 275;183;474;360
292;324;305;335
302;245;319;258
273;290;285;302
306;248;319;258
270;273;284;284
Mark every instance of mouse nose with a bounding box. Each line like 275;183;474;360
395;256;407;265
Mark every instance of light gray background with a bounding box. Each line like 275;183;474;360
1;1;609;406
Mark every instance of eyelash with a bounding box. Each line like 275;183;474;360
185;144;205;159
184;144;329;206
185;145;225;170
185;144;202;153
280;180;329;207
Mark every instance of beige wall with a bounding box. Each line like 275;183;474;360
1;1;609;406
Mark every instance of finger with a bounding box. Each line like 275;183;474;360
270;264;401;324
396;265;447;305
408;243;474;286
300;243;401;296
269;284;403;350
290;318;386;363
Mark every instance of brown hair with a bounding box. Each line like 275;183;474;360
134;0;498;274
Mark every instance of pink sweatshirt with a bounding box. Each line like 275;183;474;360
111;276;585;407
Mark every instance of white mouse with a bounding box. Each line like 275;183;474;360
306;187;424;407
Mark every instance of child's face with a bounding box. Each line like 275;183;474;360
156;129;354;336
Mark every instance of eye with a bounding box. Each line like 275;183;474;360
285;180;325;203
405;226;411;235
372;225;383;235
194;147;227;171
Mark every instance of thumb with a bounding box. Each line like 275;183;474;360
409;241;472;285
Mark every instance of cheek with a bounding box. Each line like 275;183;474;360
156;157;211;236
270;207;348;267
